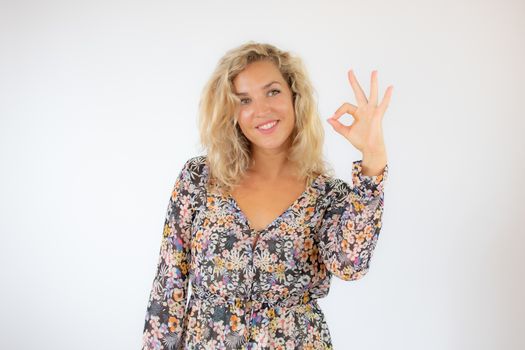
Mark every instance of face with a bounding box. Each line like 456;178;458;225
232;60;295;153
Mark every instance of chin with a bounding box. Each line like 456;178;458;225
252;138;290;150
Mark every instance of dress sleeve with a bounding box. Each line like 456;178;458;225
142;158;200;350
316;159;389;281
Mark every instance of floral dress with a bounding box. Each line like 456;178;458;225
142;155;388;350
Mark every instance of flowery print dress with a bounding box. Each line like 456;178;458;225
142;155;388;350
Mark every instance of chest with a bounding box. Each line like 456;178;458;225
230;178;307;233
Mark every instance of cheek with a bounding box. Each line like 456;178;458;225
237;113;254;137
275;97;295;115
239;108;252;120
238;111;252;129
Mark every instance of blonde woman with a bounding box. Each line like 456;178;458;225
141;41;392;350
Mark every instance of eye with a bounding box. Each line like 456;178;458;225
239;89;280;105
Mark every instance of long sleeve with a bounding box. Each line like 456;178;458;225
142;158;200;350
316;159;389;281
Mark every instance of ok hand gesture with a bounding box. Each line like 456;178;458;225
327;70;393;158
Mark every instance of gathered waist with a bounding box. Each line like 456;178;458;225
188;287;317;312
184;288;324;343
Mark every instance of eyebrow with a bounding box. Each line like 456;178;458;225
234;81;281;96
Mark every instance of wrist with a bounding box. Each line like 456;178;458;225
361;152;387;176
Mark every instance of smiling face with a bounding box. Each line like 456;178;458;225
232;60;296;154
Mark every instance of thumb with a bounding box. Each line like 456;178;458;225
326;117;348;135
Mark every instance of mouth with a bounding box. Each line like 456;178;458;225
256;120;279;134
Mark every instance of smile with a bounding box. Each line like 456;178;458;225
256;120;279;134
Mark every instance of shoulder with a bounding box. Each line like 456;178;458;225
180;155;209;187
183;155;208;173
317;174;351;204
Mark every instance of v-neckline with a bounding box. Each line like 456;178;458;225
227;174;322;238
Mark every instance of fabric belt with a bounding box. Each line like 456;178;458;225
189;287;316;311
188;287;318;344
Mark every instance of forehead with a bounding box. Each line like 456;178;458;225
233;60;285;92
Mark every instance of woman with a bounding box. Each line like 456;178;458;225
141;41;392;350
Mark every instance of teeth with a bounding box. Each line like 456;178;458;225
258;121;277;130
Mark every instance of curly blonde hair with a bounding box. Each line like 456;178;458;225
197;41;334;194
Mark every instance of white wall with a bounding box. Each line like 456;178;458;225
1;0;523;349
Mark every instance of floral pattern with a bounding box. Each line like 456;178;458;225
142;155;388;349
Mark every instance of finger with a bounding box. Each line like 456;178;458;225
330;102;358;121
347;69;368;106
377;85;394;116
370;70;378;106
327;116;350;135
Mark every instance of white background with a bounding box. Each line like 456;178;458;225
1;0;524;349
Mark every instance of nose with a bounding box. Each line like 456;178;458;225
252;97;272;118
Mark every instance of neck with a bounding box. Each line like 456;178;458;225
249;139;294;181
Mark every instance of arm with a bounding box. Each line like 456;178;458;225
141;158;198;350
316;159;389;281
